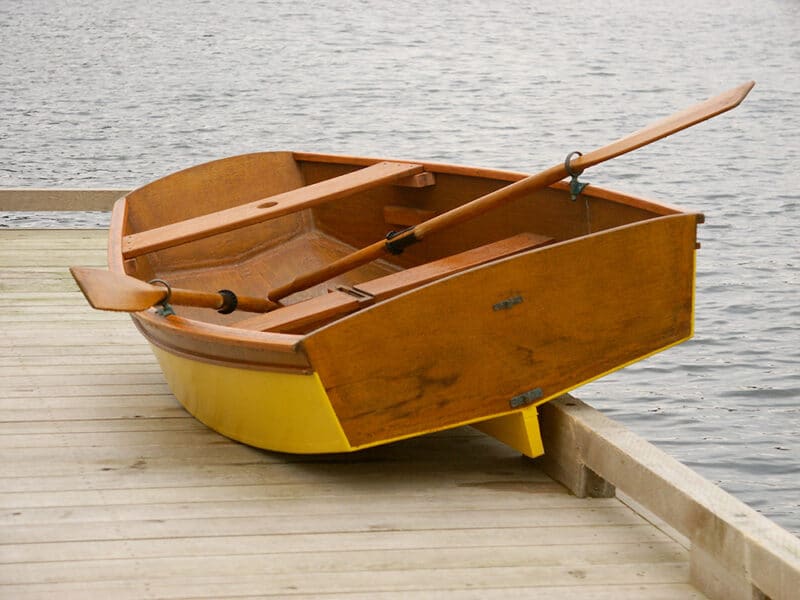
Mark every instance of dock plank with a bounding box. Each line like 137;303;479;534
0;229;700;599
0;531;676;563
1;567;699;600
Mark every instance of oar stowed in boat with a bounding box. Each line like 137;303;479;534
266;81;755;303
70;81;754;315
69;267;279;314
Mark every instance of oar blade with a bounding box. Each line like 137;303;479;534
69;267;166;312
576;80;755;170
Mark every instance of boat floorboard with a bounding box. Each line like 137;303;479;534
0;229;704;599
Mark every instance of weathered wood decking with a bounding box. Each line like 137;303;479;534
1;220;797;599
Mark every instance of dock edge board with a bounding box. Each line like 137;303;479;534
0;188;130;211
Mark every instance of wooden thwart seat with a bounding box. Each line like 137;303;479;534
235;232;554;333
122;161;425;259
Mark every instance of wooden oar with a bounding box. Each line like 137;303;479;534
70;82;754;316
266;81;754;302
69;267;279;313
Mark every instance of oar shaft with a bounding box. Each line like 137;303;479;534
268;242;386;301
169;288;225;310
235;295;281;313
170;287;279;313
265;82;753;303
414;164;566;240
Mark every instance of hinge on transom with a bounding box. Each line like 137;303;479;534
509;388;543;408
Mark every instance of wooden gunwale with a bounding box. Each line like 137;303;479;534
291;151;703;221
131;316;311;373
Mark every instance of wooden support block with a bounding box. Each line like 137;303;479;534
392;171;436;188
534;396;617;498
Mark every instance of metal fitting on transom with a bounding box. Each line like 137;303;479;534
509;388;543;408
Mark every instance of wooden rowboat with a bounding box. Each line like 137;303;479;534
105;153;699;457
72;83;753;457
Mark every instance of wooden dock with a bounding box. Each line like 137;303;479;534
1;192;798;599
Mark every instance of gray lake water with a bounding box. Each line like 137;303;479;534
2;0;798;535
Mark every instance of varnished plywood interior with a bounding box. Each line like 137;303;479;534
154;230;400;327
124;152;306;273
122;153;675;330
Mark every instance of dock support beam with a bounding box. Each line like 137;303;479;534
533;396;615;498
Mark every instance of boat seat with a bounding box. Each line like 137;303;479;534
235;232;554;334
122;161;425;259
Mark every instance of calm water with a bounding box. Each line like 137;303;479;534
2;0;798;534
